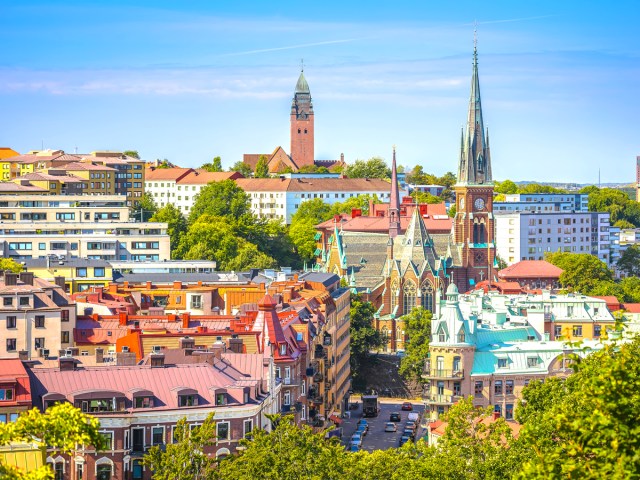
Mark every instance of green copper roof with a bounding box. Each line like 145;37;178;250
295;71;310;93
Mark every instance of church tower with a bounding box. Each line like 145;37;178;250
290;68;315;168
453;42;496;290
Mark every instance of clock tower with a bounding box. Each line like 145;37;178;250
290;68;315;168
453;44;496;290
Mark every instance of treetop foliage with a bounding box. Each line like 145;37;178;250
344;157;391;180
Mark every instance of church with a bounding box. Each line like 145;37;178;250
316;45;496;351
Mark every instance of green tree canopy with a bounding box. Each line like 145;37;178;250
585;187;640;227
617;244;640;277
291;198;333;225
229;161;253;177
297;164;329;174
123;150;140;159
144;413;217;480
494;179;518;194
288;218;319;262
0;258;23;273
399;307;432;380
411;190;444;205
1;403;105;480
545;252;613;293
189;180;252;223
200;156;223;172
132;192;158;222
344;157;391;179
254;155;270;178
350;295;384;384
150;204;188;257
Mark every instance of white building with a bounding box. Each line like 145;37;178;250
495;211;611;266
0;195;170;261
494;193;589;213
235;177;397;223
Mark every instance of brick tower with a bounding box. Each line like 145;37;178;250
453;43;496;291
290;69;315;168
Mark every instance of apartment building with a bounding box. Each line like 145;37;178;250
23;258;112;294
495;211;611;265
236;177;395;223
0;195;170;261
47;162;117;196
494;193;589;213
86;152;146;207
423;284;607;421
0;271;76;360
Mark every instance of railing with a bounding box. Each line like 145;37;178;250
422;369;465;379
425;394;462;405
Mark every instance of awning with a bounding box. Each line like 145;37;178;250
329;414;343;425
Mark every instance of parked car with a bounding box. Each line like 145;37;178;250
357;419;369;429
350;433;363;446
384;422;398;432
389;412;401;422
405;421;417;432
401;402;413;411
403;428;415;440
399;435;411;446
348;444;361;452
356;425;368;437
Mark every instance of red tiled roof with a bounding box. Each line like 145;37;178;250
498;260;563;279
145;167;194;181
0;182;47;192
0;359;32;405
317;213;452;235
178;170;243;184
236;177;391;193
622;303;640;313
61;162;117;172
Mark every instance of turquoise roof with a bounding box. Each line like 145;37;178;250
475;325;535;348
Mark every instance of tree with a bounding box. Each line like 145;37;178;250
123;150;140;159
144;413;217;480
150;204;188;257
617;244;640;277
288;218;319;262
132;192;158;222
586;187;640;227
494;179;518;194
411;190;443;205
518;183;565;194
545;252;613;293
188;180;252;223
291;198;332;225
0;403;104;480
399;308;432;380
494;255;508;271
215;414;348;480
297;164;329;174
200;156;223;172
230;161;253;177
254;155;269;178
344;157;391;179
350;295;383;381
0;258;23;273
516;337;640;478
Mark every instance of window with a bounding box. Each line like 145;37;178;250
572;325;583;337
280;344;287;356
567;305;574;316
527;357;538;368
61;331;70;343
55;212;75;220
494;380;503;395
554;325;562;338
474;381;483;396
494;404;502;416
35;315;45;328
3;297;12;306
178;395;196;407
217;422;229;440
76;268;87;278
39;243;46;250
0;388;14;401
191;295;202;309
19;297;29;306
420;281;434;312
54;462;64;480
505;403;514;420
34;338;45;349
403;281;416;314
243;419;253;438
216;393;226;406
6;339;16;352
6;316;16;329
94;267;105;277
505;380;514;395
152;427;164;446
61;310;69;322
594;325;602;337
497;358;508;369
101;432;113;450
134;396;153;408
96;464;112;480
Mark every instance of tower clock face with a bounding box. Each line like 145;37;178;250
474;197;485;211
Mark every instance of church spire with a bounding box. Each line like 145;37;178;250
389;145;401;238
457;40;492;186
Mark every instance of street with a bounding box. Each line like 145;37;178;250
341;397;426;451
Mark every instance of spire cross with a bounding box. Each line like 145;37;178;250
300;58;305;72
473;20;478;50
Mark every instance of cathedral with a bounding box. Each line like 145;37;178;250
317;45;496;351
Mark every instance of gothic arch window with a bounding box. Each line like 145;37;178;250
403;281;417;315
381;326;389;352
473;218;486;244
298;129;301;134
390;280;399;314
304;129;308;134
420;281;434;313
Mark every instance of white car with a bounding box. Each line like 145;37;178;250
384;422;397;432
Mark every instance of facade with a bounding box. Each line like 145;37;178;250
494;193;589;213
27;347;280;480
86;152;146;207
23;258;113;294
424;285;607;420
0;195;170;261
0;271;76;360
236;177;394;223
497;260;563;291
494;211;611;266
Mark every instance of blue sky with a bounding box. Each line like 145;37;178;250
1;1;638;183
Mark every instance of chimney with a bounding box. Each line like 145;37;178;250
116;352;137;366
179;336;196;350
150;353;165;368
118;312;128;326
146;281;152;289
123;281;129;289
173;281;182;290
351;208;362;219
340;153;344;163
211;343;224;360
95;348;104;364
4;272;17;286
492;411;501;420
227;337;244;354
58;357;76;371
18;350;29;361
54;276;66;289
182;312;191;328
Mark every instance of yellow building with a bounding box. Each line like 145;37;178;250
0;147;19;180
48;162;116;195
24;258;113;293
0;442;46;475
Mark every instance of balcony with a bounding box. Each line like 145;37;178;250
422;369;465;380
313;373;323;383
425;394;463;405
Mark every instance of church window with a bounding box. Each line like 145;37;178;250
420;281;434;312
304;129;308;134
403;281;417;315
390;281;398;314
298;129;301;134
